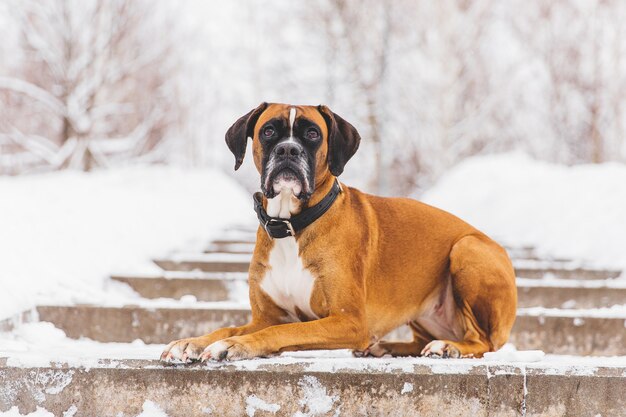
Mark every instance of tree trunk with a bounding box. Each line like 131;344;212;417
589;101;603;163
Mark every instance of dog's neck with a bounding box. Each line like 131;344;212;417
265;175;337;219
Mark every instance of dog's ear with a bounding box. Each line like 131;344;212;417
318;105;361;176
225;102;268;170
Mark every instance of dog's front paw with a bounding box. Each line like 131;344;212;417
200;337;260;362
160;337;210;363
421;340;461;359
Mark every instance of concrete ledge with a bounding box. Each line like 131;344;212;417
153;254;622;281
1;358;625;417
110;275;240;302
517;282;626;308
36;305;251;344
205;242;255;254
111;273;626;308
510;313;626;355
34;305;626;355
515;266;622;280
153;258;250;273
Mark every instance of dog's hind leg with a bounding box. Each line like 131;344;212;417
422;234;517;359
355;340;423;358
354;322;431;358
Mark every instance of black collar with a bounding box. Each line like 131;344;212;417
253;180;342;239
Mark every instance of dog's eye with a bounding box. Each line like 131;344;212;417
306;128;320;140
262;127;275;138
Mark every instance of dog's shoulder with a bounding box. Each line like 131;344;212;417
344;185;479;237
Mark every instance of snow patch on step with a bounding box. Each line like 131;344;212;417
245;395;280;416
0;407;54;416
518;305;626;318
137;401;169;417
94;298;251;310
1;322;163;368
513;259;584;269
516;277;626;289
0;368;74;408
295;376;338;417
3;326;626;376
483;344;545;362
112;271;248;281
167;252;253;263
62;405;77;417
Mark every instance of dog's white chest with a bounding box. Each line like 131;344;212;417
260;237;318;322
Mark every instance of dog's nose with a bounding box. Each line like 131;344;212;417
274;142;303;158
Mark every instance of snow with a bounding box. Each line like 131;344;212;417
483;344;545;362
136;401;169;417
423;153;626;270
62;406;77;417
0;166;252;320
89;296;250;311
0;322;163;368
2;325;626;378
197;348;626;375
518;305;626;318
0;402;165;417
0;408;54;417
167;252;252;263
245;395;280;416
516;277;626;289
119;271;248;281
294;376;338;417
401;382;414;394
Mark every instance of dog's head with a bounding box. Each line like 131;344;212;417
225;103;360;201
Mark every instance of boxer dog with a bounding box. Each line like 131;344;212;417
161;103;517;362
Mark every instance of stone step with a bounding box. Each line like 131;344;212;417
35;305;252;344
154;252;622;280
153;253;251;273
1;357;625;417
213;230;545;256
516;278;626;308
204;242;255;254
206;235;550;260
111;272;248;302
34;305;626;356
515;266;622;280
203;242;552;259
510;308;626;356
112;273;626;309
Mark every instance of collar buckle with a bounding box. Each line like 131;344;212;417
263;220;273;239
264;218;295;239
283;219;296;237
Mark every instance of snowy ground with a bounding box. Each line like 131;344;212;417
2;156;626;415
423;152;626;270
0;166;253;320
3;322;626;374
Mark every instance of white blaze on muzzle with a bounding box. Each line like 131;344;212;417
264;107;310;197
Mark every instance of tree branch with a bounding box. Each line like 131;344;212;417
0;76;66;116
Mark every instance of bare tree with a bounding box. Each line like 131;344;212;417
307;0;395;194
512;0;626;164
304;0;518;195
0;0;182;172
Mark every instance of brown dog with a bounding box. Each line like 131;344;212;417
160;103;517;362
